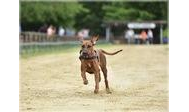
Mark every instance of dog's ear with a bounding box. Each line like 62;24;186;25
91;35;99;45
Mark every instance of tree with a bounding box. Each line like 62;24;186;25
20;1;88;31
74;2;106;35
20;1;168;35
102;2;167;22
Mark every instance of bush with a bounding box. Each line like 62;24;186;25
163;28;169;38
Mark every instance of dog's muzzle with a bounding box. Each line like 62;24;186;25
79;50;99;60
82;52;88;56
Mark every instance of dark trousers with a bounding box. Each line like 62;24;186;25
149;38;153;44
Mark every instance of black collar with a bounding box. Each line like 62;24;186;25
79;50;98;60
79;55;98;60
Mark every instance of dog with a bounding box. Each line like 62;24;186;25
78;35;122;94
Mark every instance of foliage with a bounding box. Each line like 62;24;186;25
20;1;168;34
163;28;169;38
20;1;88;31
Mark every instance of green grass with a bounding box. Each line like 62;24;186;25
20;42;114;58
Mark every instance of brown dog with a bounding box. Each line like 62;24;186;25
79;35;122;94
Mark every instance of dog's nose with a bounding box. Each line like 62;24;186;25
82;52;87;55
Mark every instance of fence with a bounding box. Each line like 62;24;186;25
19;32;79;57
20;31;78;43
19;32;112;57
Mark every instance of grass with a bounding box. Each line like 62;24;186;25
20;42;114;58
20;42;168;58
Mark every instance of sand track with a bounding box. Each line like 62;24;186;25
20;45;168;112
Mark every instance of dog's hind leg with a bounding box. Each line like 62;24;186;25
101;66;111;94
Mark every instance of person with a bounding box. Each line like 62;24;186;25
47;25;53;36
47;25;56;40
77;29;90;39
134;34;140;44
147;29;153;44
125;29;134;44
58;26;65;37
83;29;90;38
77;30;83;38
140;30;147;44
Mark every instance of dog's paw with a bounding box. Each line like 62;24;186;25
83;80;88;85
106;89;112;94
94;89;99;94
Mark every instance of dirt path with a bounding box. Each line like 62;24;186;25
20;45;168;112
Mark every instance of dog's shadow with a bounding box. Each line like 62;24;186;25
74;90;110;98
73;88;128;99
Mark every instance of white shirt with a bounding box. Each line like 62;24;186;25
125;30;134;39
58;28;65;36
148;30;153;38
78;29;90;38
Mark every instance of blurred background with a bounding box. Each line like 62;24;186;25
19;0;168;57
19;2;169;111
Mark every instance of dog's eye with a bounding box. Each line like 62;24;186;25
87;45;91;48
82;45;85;48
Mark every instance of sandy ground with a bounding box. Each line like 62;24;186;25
20;45;169;112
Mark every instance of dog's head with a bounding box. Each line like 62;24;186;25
78;35;99;56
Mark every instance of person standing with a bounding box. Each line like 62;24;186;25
58;26;65;37
147;29;153;44
140;30;147;44
47;25;56;41
125;29;134;44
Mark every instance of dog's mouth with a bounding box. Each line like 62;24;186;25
79;50;98;60
80;50;88;56
80;49;89;55
81;53;90;58
82;52;88;55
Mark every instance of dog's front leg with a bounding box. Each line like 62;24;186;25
81;71;88;85
81;63;88;85
94;71;100;94
93;62;100;94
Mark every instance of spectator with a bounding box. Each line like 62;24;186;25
125;29;134;44
134;34;140;44
83;29;90;38
47;25;53;36
77;30;83;38
77;29;90;38
140;30;147;44
147;29;153;44
58;26;65;37
47;25;56;40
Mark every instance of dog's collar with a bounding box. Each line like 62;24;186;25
79;55;98;60
79;50;99;60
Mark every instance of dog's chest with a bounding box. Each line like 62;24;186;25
86;64;94;74
87;63;92;68
86;62;99;74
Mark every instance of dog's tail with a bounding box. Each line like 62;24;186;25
100;49;123;55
